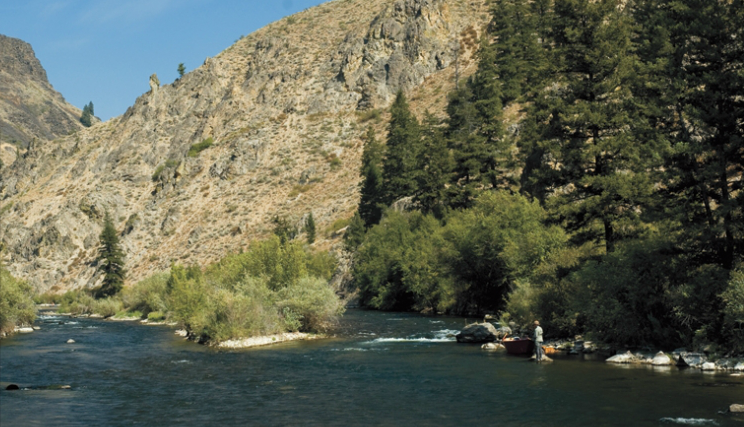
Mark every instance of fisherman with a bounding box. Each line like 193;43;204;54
533;320;544;362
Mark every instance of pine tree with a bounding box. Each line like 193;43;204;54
80;102;93;127
358;126;385;227
645;0;744;269
305;212;316;244
415;112;453;217
381;91;422;206
344;212;366;252
177;63;186;78
97;211;125;298
524;0;654;252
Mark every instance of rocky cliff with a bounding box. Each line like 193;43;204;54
0;0;489;293
0;35;86;166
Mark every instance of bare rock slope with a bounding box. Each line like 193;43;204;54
0;35;85;166
0;0;488;293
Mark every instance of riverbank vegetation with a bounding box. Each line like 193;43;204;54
0;263;36;336
348;0;744;352
52;236;343;344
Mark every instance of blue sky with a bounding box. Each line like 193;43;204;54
0;0;328;121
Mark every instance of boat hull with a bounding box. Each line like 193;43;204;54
502;338;535;355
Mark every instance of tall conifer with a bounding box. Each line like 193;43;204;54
524;0;653;252
358;126;385;227
381;91;421;206
97;211;126;297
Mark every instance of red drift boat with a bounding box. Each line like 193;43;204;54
501;336;535;355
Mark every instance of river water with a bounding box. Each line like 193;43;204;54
1;310;742;426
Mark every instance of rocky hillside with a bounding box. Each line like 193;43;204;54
0;0;489;293
0;35;86;167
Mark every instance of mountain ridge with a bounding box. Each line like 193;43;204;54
0;34;86;166
0;0;489;293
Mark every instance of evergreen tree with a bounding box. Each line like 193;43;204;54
344;212;366;252
305;212;316;244
649;0;744;269
491;0;552;106
358;126;385;227
97;211;125;298
415;112;453;217
272;216;296;245
80;102;93;127
381;91;422;205
524;0;654;252
446;84;484;209
177;63;186;78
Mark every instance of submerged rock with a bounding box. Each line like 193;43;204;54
481;342;503;351
456;323;499;343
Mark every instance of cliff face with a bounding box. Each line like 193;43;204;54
0;0;489;293
0;35;85;166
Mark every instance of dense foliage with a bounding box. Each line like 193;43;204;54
348;0;743;351
0;263;36;336
56;236;342;344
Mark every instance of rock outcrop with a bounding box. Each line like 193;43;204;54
0;0;489;293
0;35;85;164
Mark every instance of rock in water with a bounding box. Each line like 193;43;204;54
652;352;673;366
730;404;744;413
66;339;75;344
701;362;716;371
481;342;503;351
6;384;20;390
677;352;707;368
456;323;499;343
606;351;639;364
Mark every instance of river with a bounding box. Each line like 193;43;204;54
1;310;742;426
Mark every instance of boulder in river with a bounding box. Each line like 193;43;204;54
456;323;499;343
606;351;640;364
652;352;673;366
66;339;75;344
6;384;20;390
730;404;744;413
677;352;707;368
701;362;716;371
734;362;744;371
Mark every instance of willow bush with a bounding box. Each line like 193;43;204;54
0;265;36;335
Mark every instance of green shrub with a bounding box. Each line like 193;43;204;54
121;273;169;315
58;290;95;315
113;310;143;319
152;165;166;181
188;137;214;157
276;276;345;332
147;311;166;322
720;267;744;352
0;265;36;334
92;298;124;318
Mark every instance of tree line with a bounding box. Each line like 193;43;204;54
347;0;743;351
